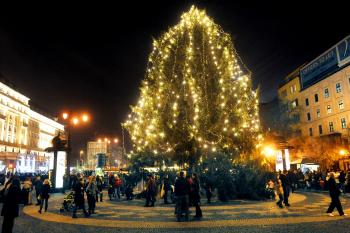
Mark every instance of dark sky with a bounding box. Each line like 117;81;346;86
0;1;348;159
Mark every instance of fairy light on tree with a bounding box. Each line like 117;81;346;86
123;6;261;165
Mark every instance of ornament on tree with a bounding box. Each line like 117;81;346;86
123;6;261;163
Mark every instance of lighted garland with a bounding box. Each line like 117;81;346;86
123;6;262;158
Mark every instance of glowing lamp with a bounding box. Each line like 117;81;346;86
62;113;69;120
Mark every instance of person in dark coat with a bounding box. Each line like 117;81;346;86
38;179;50;214
279;170;291;206
327;172;346;216
339;171;346;192
174;171;190;222
145;174;156;207
72;178;89;218
34;176;43;205
163;175;171;204
191;173;202;218
1;177;21;233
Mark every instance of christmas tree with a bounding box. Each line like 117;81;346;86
123;6;261;165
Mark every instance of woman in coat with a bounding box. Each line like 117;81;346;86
191;173;202;218
86;176;97;215
327;172;346;216
1;177;21;233
38;179;50;213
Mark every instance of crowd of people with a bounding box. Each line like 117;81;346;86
1;167;350;232
267;169;349;216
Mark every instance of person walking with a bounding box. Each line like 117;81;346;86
1;177;21;233
326;172;346;216
114;175;122;200
163;175;171;204
174;171;190;222
38;179;50;214
191;173;202;219
145;174;156;207
275;176;284;208
95;175;103;202
22;177;33;205
72;177;89;218
34;176;43;206
108;173;115;201
86;176;97;215
279;170;291;206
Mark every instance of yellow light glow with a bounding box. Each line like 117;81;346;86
72;117;79;125
82;114;89;122
339;149;347;156
262;146;275;157
62;112;69;120
114;138;119;143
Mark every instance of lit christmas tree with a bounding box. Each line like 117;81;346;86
123;6;261;165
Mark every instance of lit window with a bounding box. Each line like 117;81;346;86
336;83;342;93
329;122;334;132
305;98;309;106
314;94;318;102
316;109;320;118
339;100;344;110
341;118;347;129
327;105;332;114
291;99;298;108
318;125;323;135
307;112;311;121
324;88;329;98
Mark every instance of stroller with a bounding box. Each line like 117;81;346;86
60;191;75;212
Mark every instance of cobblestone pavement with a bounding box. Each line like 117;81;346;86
4;191;350;232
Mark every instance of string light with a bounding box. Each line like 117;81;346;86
123;6;260;156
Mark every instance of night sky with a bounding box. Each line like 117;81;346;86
0;1;348;159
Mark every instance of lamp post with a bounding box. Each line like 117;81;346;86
61;112;90;176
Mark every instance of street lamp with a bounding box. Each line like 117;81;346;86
60;111;91;177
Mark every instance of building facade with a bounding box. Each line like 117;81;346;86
0;79;64;174
87;141;108;169
86;140;125;169
278;35;350;142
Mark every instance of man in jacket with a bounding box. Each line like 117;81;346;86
1;177;21;233
175;171;190;221
327;172;346;216
145;174;156;207
279;170;291;206
72;178;89;218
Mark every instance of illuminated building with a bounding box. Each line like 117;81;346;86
87;140;125;169
0;76;64;173
279;35;350;141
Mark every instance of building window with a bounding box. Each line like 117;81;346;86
319;125;323;135
307;112;311;121
316;109;320;118
314;94;318;102
324;88;329;98
327;105;332;114
309;128;313;136
336;83;342;93
290;84;297;94
305;98;309;106
292;99;298;108
339;100;344;110
341;118;347;129
329;122;334;132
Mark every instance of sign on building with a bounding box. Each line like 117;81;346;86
300;35;350;89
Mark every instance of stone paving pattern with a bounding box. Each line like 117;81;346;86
4;191;350;232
